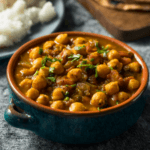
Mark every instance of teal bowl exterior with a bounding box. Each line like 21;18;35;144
4;85;147;144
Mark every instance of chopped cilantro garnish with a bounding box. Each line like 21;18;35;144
68;54;81;62
82;60;87;64
49;67;55;73
97;107;102;111
109;66;113;70
116;101;119;105
103;51;109;58
64;97;70;101
41;56;48;67
96;42;109;55
74;45;85;50
65;84;76;88
95;66;98;78
65;91;69;97
41;66;45;69
71;84;76;87
52;58;62;63
96;90;106;93
47;77;56;82
41;56;62;67
90;58;95;62
33;70;39;76
39;48;43;55
77;63;99;78
77;64;95;69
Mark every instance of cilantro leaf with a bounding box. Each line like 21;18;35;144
96;90;106;93
81;60;87;64
49;67;55;73
68;54;81;62
52;58;62;63
95;66;98;78
109;66;113;70
71;84;76;87
47;77;56;82
74;45;85;50
96;42;109;55
65;91;69;97
33;70;39;76
64;97;70;101
116;101;119;105
41;56;48;67
77;64;95;69
39;48;43;55
90;58;95;62
41;56;62;67
41;66;45;69
97;107;102;111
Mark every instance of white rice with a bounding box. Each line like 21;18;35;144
0;0;56;47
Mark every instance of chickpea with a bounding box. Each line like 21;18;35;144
20;67;36;76
36;94;50;106
26;88;39;100
107;59;123;72
128;79;140;91
38;67;49;77
97;64;110;78
32;75;47;90
32;57;42;69
91;92;107;107
128;62;141;73
29;47;41;59
88;52;101;65
118;92;130;102
67;68;82;82
107;94;118;106
69;102;86;111
50;61;64;74
54;34;69;44
88;107;98;111
74;37;86;45
105;81;119;95
52;88;65;100
105;44;113;50
19;79;32;90
73;44;86;55
61;49;73;64
43;41;55;50
51;101;65;110
108;50;120;60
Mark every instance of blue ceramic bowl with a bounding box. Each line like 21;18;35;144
4;32;149;144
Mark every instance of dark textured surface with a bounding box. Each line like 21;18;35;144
1;0;150;149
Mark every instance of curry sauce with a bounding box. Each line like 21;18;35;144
14;34;142;112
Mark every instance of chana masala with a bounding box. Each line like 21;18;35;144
14;34;142;112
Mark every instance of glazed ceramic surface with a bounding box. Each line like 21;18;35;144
5;32;149;144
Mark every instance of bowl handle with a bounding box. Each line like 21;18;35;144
4;99;37;131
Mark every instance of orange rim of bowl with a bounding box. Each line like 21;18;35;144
7;31;149;116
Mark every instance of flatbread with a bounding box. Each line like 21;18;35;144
95;0;150;11
116;0;150;3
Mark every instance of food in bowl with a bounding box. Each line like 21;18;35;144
14;34;142;112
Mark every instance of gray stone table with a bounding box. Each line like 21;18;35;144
0;0;150;149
